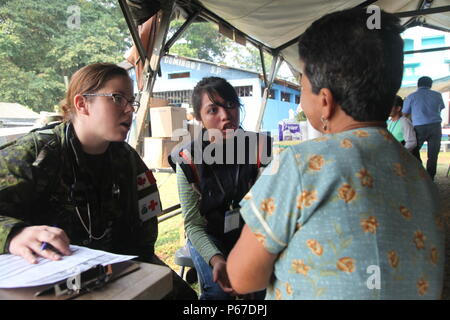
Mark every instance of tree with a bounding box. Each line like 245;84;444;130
167;19;297;83
0;0;129;112
168;20;227;63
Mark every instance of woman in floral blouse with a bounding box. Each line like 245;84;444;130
227;7;444;299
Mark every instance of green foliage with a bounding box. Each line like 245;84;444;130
169;20;227;63
295;111;307;122
0;0;129;112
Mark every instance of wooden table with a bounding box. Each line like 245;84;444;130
0;262;173;300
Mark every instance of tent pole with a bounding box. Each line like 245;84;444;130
259;46;268;87
143;0;175;94
164;11;201;53
118;0;147;66
254;54;283;132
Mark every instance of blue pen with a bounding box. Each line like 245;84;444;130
40;225;58;251
40;241;49;251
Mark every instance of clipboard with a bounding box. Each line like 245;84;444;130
0;261;140;300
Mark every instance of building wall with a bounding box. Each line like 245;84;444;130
261;83;300;136
402;27;449;87
152;55;300;133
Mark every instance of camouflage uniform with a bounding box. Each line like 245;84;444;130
0;122;197;299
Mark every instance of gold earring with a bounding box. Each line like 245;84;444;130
321;116;328;131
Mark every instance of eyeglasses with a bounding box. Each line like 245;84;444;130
83;93;140;110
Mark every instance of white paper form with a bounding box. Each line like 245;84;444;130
0;245;137;288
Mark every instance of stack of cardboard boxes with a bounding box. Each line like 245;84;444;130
144;104;201;168
144;105;186;169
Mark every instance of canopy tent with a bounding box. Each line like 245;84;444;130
120;0;450;146
123;0;450;72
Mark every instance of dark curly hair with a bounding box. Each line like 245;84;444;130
298;7;404;122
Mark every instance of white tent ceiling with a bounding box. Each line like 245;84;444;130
195;0;450;73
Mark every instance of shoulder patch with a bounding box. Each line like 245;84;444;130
137;170;157;191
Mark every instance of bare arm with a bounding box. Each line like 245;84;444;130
227;224;277;294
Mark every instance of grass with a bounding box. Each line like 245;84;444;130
153;171;200;293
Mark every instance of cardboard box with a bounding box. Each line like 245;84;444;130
144;137;181;168
150;107;187;138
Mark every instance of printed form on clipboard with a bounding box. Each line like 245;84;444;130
0;245;137;288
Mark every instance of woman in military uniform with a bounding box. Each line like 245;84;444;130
169;77;270;300
0;63;196;299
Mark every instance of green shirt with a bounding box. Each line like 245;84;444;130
387;119;404;142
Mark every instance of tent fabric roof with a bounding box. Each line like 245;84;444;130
195;0;450;73
128;0;449;74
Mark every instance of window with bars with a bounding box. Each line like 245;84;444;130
261;87;275;99
168;72;190;79
153;90;193;106
234;86;253;97
281;92;291;102
295;95;300;104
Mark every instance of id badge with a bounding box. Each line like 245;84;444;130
224;208;240;233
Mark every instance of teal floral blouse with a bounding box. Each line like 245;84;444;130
239;127;444;299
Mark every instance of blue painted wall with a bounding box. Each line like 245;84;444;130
150;55;300;132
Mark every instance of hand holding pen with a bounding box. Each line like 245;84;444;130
8;225;72;264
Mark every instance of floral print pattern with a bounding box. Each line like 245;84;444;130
306;239;323;256
393;163;406;177
356;169;374;188
336;257;356;273
388;251;399;268
340;139;353;149
413;231;426;250
260;198;275;215
297;190;318;209
430;247;438;265
292;259;310;275
308;155;325;171
399;206;412;220
338;183;357;203
417;278;429;296
360;216;378;234
239;127;443;299
352;130;369;137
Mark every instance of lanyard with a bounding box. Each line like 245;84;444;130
211;164;241;209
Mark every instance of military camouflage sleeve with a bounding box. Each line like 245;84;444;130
0;135;39;253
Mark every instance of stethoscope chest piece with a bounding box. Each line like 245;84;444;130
112;183;120;200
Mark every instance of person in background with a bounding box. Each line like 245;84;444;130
0;62;196;299
387;95;417;152
170;77;270;300
227;8;444;300
403;76;445;180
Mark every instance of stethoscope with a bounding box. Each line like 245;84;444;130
65;123;120;241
